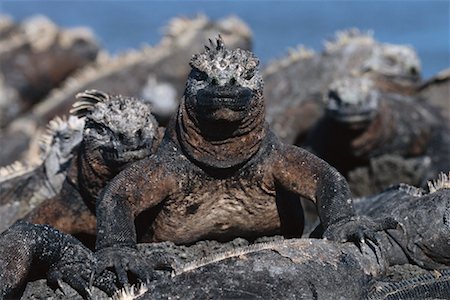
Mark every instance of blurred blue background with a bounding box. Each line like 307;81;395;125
1;0;449;79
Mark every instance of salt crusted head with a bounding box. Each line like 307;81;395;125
184;36;264;125
326;77;380;127
363;44;421;81
71;90;157;166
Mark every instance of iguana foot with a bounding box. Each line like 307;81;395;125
323;215;399;248
94;245;165;286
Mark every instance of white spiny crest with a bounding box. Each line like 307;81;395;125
162;14;209;41
427;172;450;194
111;284;149;300
0;161;28;180
264;45;316;76
70;89;110;117
324;28;374;53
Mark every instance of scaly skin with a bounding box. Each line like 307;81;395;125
0;115;85;233
21;90;161;243
0;90;160;298
2;178;448;298
91;38;394;287
307;76;449;196
264;29;422;145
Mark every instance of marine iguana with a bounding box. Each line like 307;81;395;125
0;115;85;232
0;15;100;128
0;90;160;239
264;29;422;145
19;90;161;244
306;76;450;196
3;175;449;299
86;38;395;287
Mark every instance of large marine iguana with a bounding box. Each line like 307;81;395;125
2;175;449;299
306;76;450;196
264;29;422;145
0;115;85;232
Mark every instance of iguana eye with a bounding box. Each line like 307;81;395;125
191;69;208;81
243;69;256;80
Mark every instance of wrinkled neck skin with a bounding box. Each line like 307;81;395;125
350;101;395;158
70;141;120;209
43;149;75;197
177;93;266;170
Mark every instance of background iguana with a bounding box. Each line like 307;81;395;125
263;29;422;146
306;76;450;196
0;115;84;232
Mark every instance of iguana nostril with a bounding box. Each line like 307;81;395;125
230;78;237;85
211;78;219;85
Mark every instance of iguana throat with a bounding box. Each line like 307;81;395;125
177;96;266;170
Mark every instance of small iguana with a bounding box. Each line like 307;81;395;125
0;115;85;232
306;76;450;196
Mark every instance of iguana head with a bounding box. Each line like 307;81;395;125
185;36;264;127
326;77;379;129
178;37;266;169
71;90;157;168
363;44;421;82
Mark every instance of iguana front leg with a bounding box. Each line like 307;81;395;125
94;157;176;285
273;143;397;243
0;221;116;299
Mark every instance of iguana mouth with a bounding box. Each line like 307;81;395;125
102;146;152;165
326;109;377;125
196;86;252;111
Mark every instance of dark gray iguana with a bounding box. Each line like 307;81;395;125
264;29;422;146
0;115;85;232
4;174;450;299
306;76;450;197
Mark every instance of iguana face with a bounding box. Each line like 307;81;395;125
73;91;157;168
326;77;379;128
185;37;263;124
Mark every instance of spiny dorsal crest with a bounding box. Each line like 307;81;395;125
324;28;374;53
427;172;450;194
0;161;28;179
190;36;259;75
112;284;149;300
163;14;209;41
70;89;110;117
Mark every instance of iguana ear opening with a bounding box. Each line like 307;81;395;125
70;89;110;117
